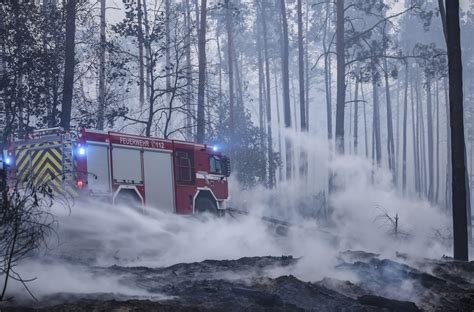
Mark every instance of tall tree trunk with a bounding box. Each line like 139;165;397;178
353;78;359;155
61;0;77;130
411;75;420;193
256;1;266;184
436;80;440;202
137;0;145;109
143;0;151;109
234;53;244;108
396;72;401;186
438;0;448;41
165;0;171;94
279;0;292;180
373;77;382;166
97;0;106;130
348;80;352;154
184;0;193;140
225;0;234;136
419;82;427;196
196;0;207;143
427;78;435;202
361;82;368;158
384;58;395;178
261;0;274;188
142;0;154;137
297;0;308;179
446;0;468;261
402;64;409;193
304;0;310;129
323;1;332;141
445;77;452;209
297;0;306;132
335;0;345;153
274;70;283;182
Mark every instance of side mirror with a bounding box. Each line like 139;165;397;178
222;156;231;177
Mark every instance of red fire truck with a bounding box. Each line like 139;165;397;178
4;128;231;214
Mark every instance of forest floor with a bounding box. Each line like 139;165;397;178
2;251;474;311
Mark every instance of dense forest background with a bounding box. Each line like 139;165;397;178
1;0;473;209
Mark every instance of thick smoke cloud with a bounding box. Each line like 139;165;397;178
6;133;455;301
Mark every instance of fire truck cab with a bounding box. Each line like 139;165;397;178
5;128;231;214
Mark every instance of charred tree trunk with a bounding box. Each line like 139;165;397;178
446;0;468;261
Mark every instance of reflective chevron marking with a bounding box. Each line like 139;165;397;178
14;140;79;195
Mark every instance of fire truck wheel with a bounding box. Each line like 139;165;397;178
195;197;218;215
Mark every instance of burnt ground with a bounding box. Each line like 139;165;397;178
2;252;474;311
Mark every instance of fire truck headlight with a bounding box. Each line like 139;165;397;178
212;145;218;152
5;157;11;165
78;147;86;156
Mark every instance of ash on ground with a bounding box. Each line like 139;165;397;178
2;251;474;311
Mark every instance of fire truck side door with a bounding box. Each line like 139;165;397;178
143;150;175;212
87;144;111;193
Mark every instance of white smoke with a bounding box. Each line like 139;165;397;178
5;131;456;301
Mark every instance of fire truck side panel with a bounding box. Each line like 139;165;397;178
111;145;143;184
86;143;111;193
143;149;175;212
174;185;195;214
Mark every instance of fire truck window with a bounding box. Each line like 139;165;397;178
176;150;194;184
209;156;222;174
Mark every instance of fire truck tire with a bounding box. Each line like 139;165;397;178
195;196;218;214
